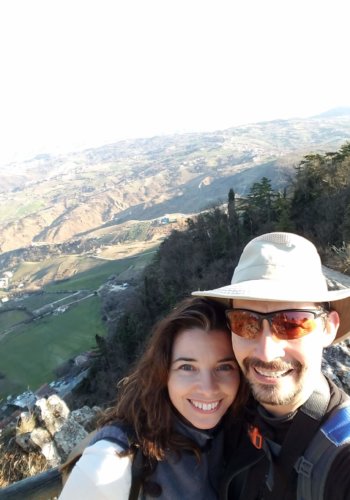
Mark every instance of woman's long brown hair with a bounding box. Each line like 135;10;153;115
100;297;248;460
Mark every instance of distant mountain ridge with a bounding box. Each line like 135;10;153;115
312;106;350;118
0;111;349;258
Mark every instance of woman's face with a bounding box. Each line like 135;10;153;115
167;328;240;429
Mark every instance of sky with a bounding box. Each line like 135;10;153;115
0;0;349;165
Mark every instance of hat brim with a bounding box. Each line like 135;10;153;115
192;282;350;344
331;297;350;343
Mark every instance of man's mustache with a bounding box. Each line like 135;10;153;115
243;357;302;373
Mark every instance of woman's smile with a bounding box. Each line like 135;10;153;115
168;327;240;429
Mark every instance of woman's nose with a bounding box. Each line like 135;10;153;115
197;371;219;394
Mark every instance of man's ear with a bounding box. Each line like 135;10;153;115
323;310;340;347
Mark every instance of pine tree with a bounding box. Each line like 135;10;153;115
227;188;241;248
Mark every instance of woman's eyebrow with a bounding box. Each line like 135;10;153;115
172;356;236;363
172;357;196;363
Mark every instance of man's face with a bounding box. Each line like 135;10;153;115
230;300;339;415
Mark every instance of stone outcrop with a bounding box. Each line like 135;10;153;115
323;340;350;393
34;395;70;435
54;419;88;461
15;395;101;465
322;266;350;394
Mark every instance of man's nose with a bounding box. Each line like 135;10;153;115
254;319;287;361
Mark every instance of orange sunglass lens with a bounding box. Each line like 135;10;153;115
229;311;319;340
273;313;317;339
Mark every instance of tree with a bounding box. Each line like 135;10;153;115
227;188;241;248
342;202;350;245
290;146;350;245
242;177;276;235
274;189;294;232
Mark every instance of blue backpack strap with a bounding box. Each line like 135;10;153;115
321;403;350;445
88;424;131;450
296;400;350;500
89;424;144;500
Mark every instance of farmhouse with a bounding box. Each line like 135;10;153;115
0;277;9;289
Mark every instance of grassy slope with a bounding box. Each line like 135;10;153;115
13;293;73;310
44;258;130;291
0;310;31;330
0;250;155;399
0;296;104;398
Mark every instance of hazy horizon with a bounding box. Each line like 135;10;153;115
0;0;349;166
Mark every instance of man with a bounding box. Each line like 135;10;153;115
193;232;350;499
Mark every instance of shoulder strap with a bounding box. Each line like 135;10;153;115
60;424;131;478
88;424;131;449
129;447;149;500
60;423;145;500
296;400;350;500
262;376;331;499
88;424;147;500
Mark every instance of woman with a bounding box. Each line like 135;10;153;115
59;297;247;499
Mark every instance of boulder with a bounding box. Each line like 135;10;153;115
30;427;61;466
13;395;102;464
323;339;350;394
35;394;70;435
69;405;101;432
15;431;35;452
53;419;88;461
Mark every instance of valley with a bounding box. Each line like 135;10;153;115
0;246;156;399
0;109;349;401
1;111;350;256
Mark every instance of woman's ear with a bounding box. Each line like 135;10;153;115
323;310;340;347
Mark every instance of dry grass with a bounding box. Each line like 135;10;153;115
16;412;36;434
0;425;49;488
325;245;350;275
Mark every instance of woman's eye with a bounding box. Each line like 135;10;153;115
179;364;195;371
217;363;235;372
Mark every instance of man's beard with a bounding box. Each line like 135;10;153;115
242;357;305;406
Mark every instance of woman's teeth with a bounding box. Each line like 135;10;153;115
190;400;219;411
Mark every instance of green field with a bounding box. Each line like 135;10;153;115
0;295;105;399
0;198;45;224
44;251;155;291
44;259;128;291
0;309;31;330
15;292;73;310
0;249;156;400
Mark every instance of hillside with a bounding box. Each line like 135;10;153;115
0;111;349;399
1;116;350;492
0;111;349;260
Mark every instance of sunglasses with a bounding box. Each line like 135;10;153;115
225;308;328;340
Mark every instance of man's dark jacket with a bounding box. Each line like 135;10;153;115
221;378;350;500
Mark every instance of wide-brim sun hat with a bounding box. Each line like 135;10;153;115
192;232;350;344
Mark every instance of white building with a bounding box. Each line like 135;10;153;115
0;277;9;289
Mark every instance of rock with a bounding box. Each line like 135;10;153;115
54;419;88;461
342;371;350;393
30;427;61;466
13;396;100;464
69;405;101;432
15;431;35;452
323;340;350;394
321;269;350;395
35;394;70;435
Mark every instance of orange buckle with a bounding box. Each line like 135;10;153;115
248;425;264;449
